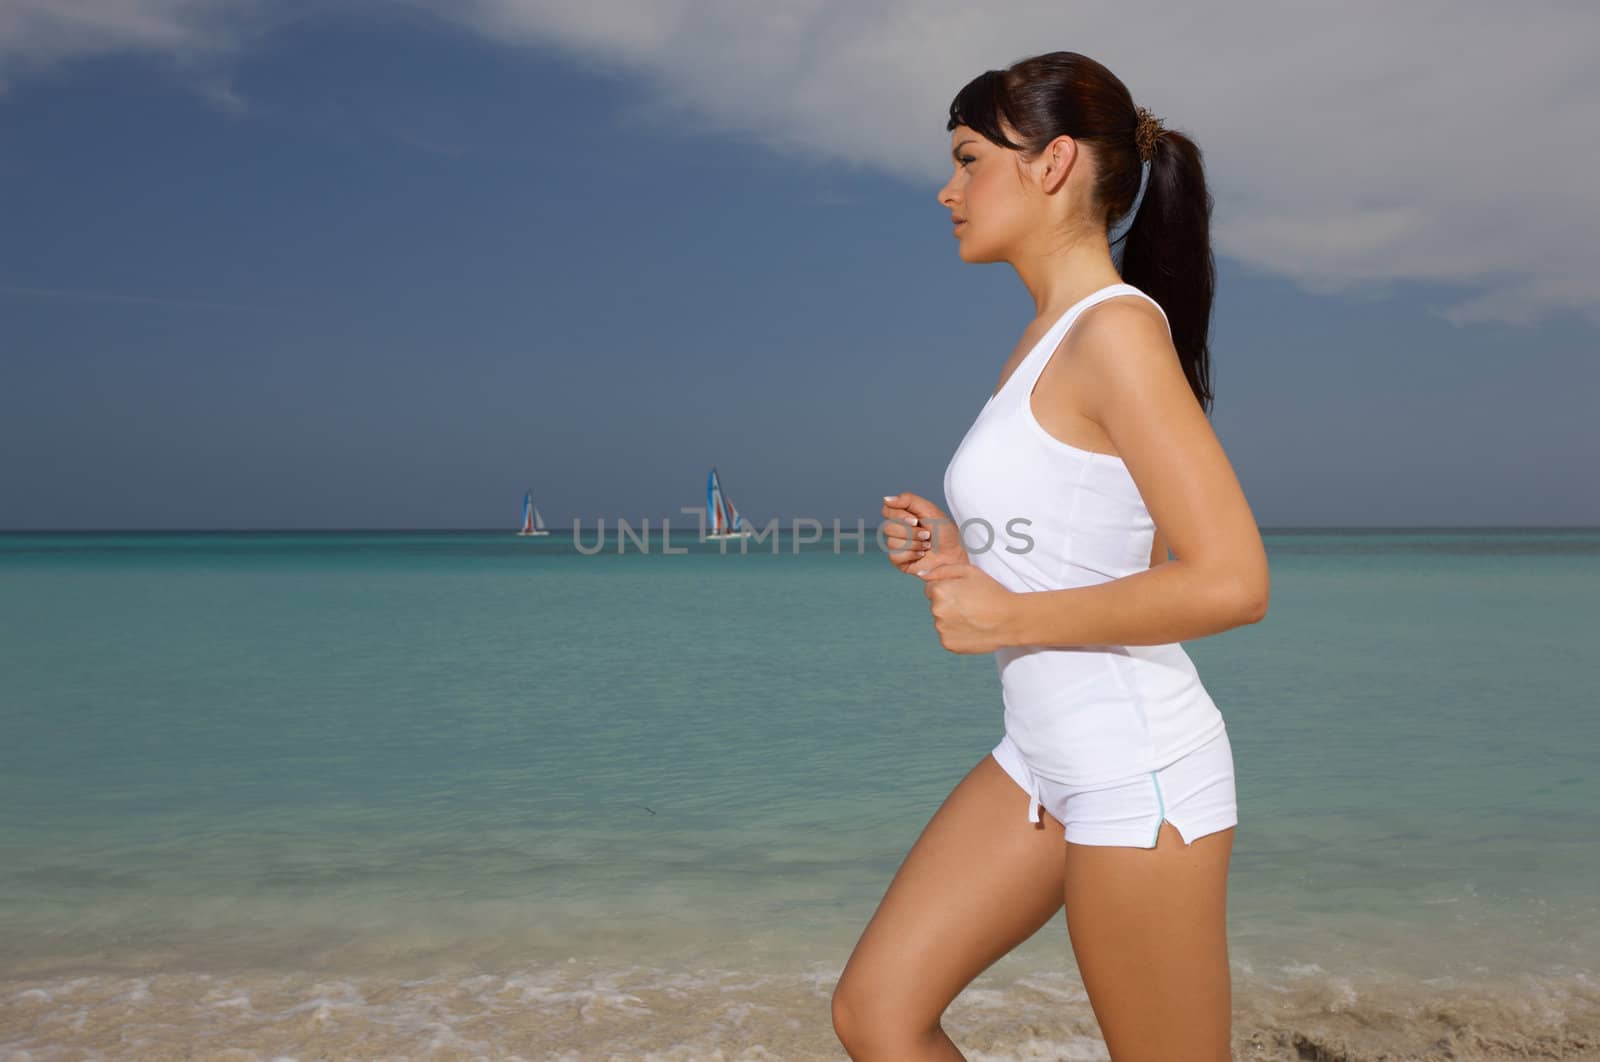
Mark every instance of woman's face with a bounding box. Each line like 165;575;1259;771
937;124;1036;264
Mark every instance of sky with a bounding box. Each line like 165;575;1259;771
1;1;1597;530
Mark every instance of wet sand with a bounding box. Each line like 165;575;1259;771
5;955;1598;1060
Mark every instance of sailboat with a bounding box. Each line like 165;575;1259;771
704;466;753;541
516;490;550;536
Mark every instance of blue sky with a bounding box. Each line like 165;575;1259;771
2;3;1596;530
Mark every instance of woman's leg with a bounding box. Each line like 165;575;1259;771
1062;821;1235;1061
832;752;1067;1061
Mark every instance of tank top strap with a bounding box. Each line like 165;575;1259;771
1012;283;1171;399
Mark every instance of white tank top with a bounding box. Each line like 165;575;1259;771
942;282;1226;787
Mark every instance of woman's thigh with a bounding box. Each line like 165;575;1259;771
1063;821;1235;1061
1053;733;1238;1059
832;751;1066;1038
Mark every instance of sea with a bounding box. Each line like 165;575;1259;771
1;528;1597;1060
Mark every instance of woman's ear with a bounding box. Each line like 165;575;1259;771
1039;135;1075;191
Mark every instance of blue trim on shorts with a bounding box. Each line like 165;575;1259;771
1149;771;1167;847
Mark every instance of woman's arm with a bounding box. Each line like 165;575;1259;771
1149;527;1171;568
999;299;1269;648
1002;554;1263;647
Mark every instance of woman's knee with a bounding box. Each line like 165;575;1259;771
830;978;944;1059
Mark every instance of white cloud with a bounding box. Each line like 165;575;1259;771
0;0;271;112
3;0;1596;326
0;0;240;74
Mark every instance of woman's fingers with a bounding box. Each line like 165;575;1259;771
882;494;936;571
882;496;938;528
883;491;932;517
885;494;958;544
895;491;948;524
881;496;921;526
887;537;930;560
882;517;933;546
881;499;932;543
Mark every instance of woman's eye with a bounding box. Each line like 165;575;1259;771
959;155;975;166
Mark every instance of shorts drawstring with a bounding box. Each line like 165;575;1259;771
1027;779;1042;824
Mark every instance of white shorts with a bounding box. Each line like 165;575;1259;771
989;726;1238;848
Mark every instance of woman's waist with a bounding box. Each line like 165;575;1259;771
995;642;1205;702
965;538;1156;591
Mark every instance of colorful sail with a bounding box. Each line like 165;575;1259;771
706;467;749;536
517;490;549;535
707;468;727;534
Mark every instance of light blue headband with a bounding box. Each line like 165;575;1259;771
1107;158;1151;274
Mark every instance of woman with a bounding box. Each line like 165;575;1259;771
832;52;1270;1061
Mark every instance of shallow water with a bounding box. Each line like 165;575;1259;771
3;529;1597;1058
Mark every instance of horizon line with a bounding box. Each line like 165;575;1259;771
3;525;1599;534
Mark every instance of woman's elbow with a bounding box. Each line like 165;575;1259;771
1208;567;1268;627
1231;570;1270;625
1236;587;1269;625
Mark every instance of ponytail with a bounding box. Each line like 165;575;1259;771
1117;123;1216;414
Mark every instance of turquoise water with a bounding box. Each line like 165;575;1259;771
2;529;1598;1059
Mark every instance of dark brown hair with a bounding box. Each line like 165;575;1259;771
946;51;1216;414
